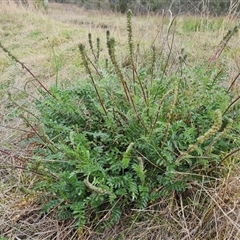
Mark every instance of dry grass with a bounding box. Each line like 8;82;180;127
0;2;240;239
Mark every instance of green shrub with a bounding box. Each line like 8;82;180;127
29;10;239;230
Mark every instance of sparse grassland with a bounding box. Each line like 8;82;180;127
0;2;240;239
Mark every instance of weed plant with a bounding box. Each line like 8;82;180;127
5;10;239;231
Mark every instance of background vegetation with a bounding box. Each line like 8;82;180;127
0;1;240;239
54;0;240;15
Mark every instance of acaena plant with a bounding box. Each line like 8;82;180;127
20;10;240;230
